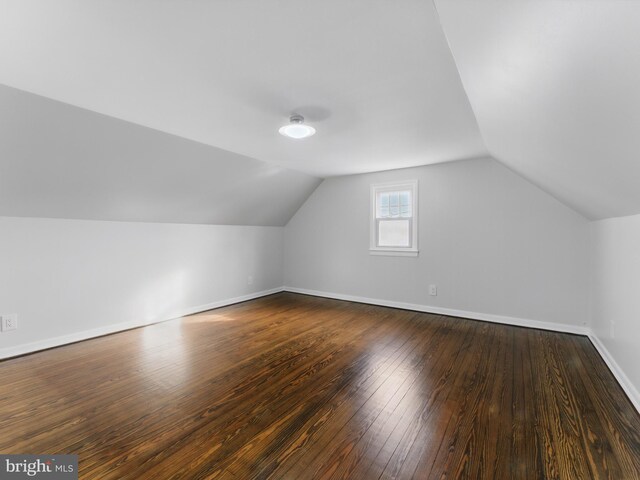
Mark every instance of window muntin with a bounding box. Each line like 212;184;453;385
376;191;412;219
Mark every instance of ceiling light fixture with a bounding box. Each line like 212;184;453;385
279;114;316;139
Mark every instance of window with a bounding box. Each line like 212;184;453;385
370;180;418;256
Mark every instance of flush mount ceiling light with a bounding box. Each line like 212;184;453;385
279;114;316;139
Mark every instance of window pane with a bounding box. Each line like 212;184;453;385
399;191;411;217
389;193;398;217
377;192;389;218
376;190;412;219
378;219;410;247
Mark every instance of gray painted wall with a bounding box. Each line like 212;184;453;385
591;214;640;404
0;216;283;357
284;158;590;328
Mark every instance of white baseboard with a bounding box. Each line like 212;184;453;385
0;287;284;360
588;334;640;413
284;287;589;335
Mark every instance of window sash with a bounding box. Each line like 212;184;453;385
370;180;419;255
376;190;412;219
376;218;412;248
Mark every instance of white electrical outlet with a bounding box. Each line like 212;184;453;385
429;284;437;296
248;275;254;285
1;314;18;332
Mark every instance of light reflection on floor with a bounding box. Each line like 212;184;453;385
183;312;238;324
139;319;189;390
332;343;432;466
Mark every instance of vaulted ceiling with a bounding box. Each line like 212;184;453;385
1;0;638;223
0;84;320;226
0;0;484;178
435;0;640;220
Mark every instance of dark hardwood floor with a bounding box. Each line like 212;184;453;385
1;293;639;479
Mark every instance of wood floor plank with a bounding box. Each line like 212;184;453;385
512;326;543;479
82;301;403;478
226;311;426;478
1;293;639;479
350;318;478;480
417;321;500;478
292;316;470;480
531;331;593;479
267;313;451;479
145;308;423;479
567;336;640;477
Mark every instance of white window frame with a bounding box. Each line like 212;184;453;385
369;180;419;257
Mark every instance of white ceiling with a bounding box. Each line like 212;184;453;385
0;85;320;226
0;0;486;178
2;0;639;221
435;0;640;220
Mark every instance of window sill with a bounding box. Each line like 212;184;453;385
369;249;419;257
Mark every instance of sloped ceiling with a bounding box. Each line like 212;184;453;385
0;0;485;178
0;85;320;226
1;0;637;222
435;0;640;220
